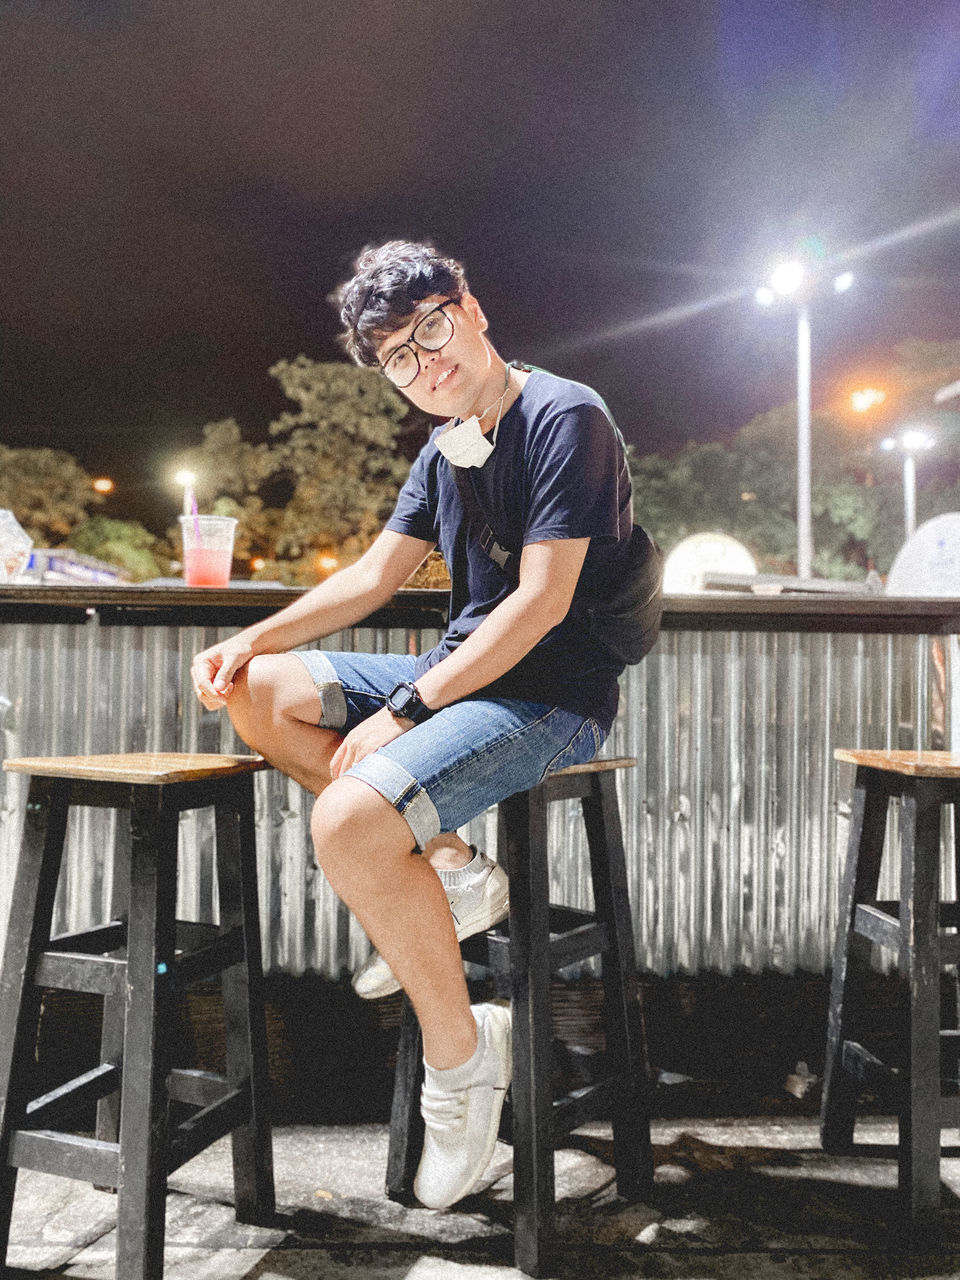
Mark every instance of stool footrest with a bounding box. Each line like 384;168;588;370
9;1129;119;1186
44;923;126;955
841;1041;903;1099
854;904;901;950
168;1086;249;1174
35;951;126;994
854;904;960;963
459;905;610;972
25;1062;121;1129
173;927;246;986
167;1068;235;1107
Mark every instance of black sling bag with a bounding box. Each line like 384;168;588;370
451;464;664;666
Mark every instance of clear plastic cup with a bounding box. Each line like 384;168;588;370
179;515;237;588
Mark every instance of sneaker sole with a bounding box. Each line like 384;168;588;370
414;1003;512;1209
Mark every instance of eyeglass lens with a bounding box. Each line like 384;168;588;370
383;306;454;387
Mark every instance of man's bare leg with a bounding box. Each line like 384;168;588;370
312;777;477;1068
222;653;478;1063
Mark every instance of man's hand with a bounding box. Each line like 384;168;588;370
191;636;256;710
330;706;410;778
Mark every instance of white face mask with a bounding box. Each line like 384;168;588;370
435;414;500;468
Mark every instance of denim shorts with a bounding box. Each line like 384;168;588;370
293;649;604;849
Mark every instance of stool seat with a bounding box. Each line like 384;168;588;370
386;754;651;1277
0;751;275;1280
3;751;267;783
821;746;960;1225
834;749;960;777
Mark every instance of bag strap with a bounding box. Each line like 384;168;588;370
450;465;520;585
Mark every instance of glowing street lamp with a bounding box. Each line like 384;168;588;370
174;469;197;516
756;259;854;579
881;429;934;538
850;387;886;414
92;476;115;495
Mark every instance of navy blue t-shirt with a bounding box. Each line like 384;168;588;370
385;369;633;734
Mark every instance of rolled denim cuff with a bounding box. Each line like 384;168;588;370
346;753;441;851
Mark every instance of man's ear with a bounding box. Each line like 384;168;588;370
461;292;488;332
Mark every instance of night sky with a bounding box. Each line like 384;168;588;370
2;0;960;528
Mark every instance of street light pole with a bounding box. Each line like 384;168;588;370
796;302;812;579
902;451;917;538
756;262;851;581
880;429;934;540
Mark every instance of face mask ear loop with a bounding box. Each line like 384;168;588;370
488;361;513;449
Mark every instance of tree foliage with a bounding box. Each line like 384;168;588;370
631;338;960;578
0;445;101;546
177;364;420;583
68;516;172;581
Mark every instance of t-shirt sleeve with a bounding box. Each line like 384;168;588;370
521;404;624;545
384;445;438;544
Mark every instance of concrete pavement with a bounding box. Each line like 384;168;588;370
7;1117;960;1279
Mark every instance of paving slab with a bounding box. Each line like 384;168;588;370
6;1118;960;1279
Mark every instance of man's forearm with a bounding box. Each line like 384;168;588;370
414;584;563;710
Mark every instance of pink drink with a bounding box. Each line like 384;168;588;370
184;547;232;587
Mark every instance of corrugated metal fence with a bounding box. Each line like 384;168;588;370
0;613;955;976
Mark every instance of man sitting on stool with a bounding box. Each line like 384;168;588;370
191;240;646;1208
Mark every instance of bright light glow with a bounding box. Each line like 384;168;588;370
315;552;339;576
833;271;854;293
92;477;115;494
769;260;805;296
174;469;196;487
754;286;775;307
880;437;896;451
250;557;266;573
901;429;935;453
851;387;886;413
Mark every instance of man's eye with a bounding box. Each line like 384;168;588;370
419;315;442;338
390;348;413;369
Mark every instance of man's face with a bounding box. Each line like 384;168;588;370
375;292;494;419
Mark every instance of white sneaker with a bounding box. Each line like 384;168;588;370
352;851;509;1000
414;1002;512;1209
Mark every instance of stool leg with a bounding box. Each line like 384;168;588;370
583;771;654;1198
0;777;70;1263
97;810;131;1149
215;778;275;1224
503;785;555;1278
115;787;179;1280
898;781;942;1220
820;767;889;1153
385;994;424;1202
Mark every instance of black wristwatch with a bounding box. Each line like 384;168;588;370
385;680;434;726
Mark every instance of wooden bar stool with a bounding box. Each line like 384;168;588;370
821;748;960;1223
386;756;653;1278
0;753;275;1280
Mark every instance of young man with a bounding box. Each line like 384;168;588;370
191;240;643;1209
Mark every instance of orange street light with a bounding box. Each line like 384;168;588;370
850;387;887;414
92;477;115;494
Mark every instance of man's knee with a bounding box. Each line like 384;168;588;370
227;654;308;747
311;779;415;874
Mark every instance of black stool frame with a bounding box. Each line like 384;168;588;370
821;758;960;1222
386;760;653;1277
0;764;275;1280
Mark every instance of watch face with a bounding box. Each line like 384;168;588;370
392;685;415;715
389;682;418;718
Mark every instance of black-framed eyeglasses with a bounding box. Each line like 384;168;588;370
379;300;459;388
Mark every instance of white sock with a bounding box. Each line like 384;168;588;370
423;1006;489;1089
436;847;484;889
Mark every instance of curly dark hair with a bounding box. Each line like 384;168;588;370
332;240;468;367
